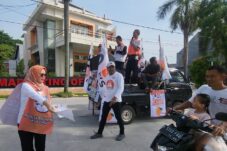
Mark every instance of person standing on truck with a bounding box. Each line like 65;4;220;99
109;35;127;76
125;29;142;84
90;44;101;72
90;61;125;141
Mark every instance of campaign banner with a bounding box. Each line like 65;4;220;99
99;101;117;124
97;36;109;98
150;90;166;117
84;44;93;93
0;77;84;88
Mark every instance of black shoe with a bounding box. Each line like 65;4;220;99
115;134;125;141
90;133;103;139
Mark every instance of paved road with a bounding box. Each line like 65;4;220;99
0;97;171;151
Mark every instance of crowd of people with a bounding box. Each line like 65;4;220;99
89;29;161;89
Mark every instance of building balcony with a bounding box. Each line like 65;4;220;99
55;31;116;48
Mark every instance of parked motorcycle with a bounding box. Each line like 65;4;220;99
150;110;227;151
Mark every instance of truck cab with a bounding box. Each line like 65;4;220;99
121;68;192;124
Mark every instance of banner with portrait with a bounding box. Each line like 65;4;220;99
150;90;166;117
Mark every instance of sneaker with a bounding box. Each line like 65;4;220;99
115;134;125;141
90;133;103;139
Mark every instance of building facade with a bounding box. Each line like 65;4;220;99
23;0;116;77
176;32;213;71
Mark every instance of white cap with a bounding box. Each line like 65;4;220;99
107;61;115;67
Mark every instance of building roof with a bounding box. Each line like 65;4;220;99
23;0;112;31
58;1;94;14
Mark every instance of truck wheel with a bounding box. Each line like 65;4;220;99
121;105;136;124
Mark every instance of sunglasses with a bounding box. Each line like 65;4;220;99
40;73;47;77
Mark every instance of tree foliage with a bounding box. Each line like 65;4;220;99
0;30;23;75
0;31;23;62
157;0;200;77
0;44;14;62
189;55;221;87
16;59;25;77
198;0;227;64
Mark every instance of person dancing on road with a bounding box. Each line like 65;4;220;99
90;62;125;141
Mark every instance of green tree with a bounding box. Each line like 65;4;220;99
198;0;227;65
0;30;22;46
0;31;23;76
16;59;25;77
189;55;221;87
0;44;14;62
0;31;23;63
157;0;200;78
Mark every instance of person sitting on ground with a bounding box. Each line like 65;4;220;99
184;93;211;124
141;57;161;89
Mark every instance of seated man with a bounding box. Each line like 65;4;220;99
141;57;161;89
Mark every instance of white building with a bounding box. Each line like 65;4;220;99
4;43;25;76
23;0;116;77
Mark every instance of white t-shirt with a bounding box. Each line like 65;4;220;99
17;83;46;123
114;45;127;62
189;84;227;125
102;72;124;103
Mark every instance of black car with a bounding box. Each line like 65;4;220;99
121;68;192;124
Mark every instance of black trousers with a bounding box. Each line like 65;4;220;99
115;61;125;76
125;57;139;84
18;130;46;151
98;102;124;135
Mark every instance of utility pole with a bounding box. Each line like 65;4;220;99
64;0;70;93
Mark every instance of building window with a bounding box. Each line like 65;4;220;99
30;27;37;46
71;24;89;35
73;52;88;76
70;21;93;36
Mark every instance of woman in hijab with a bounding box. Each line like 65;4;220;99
17;65;55;151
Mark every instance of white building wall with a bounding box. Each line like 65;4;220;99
23;33;29;72
69;46;73;77
55;47;65;76
36;22;44;65
24;0;116;77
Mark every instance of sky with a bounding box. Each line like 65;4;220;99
0;0;194;63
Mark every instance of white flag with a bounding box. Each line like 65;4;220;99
83;44;93;92
159;36;172;80
97;36;109;97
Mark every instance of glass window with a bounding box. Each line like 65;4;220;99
71;24;89;35
43;20;56;72
170;71;185;82
74;62;86;76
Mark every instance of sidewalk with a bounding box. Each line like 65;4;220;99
0;87;86;96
